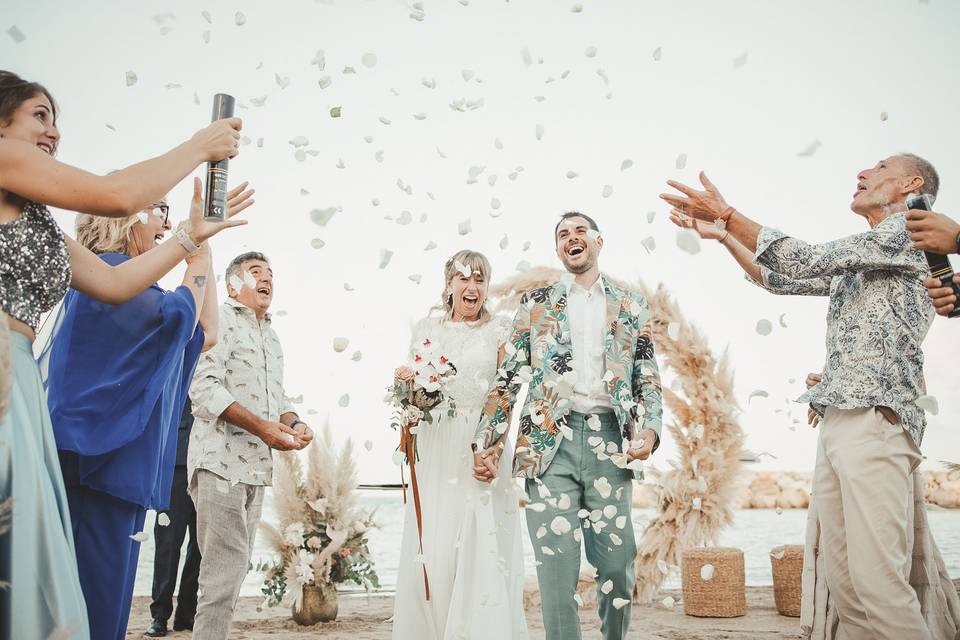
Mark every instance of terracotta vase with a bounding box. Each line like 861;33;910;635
292;582;338;625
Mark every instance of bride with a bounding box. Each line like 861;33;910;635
391;250;527;640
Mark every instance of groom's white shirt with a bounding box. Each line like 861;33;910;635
567;275;614;414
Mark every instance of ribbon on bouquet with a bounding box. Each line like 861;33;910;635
398;381;431;601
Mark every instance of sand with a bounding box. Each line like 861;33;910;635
126;586;804;639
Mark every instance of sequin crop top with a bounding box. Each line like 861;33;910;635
0;201;72;330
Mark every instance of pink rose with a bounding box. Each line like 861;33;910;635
339;548;351;558
394;366;415;383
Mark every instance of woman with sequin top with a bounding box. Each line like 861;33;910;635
0;70;252;640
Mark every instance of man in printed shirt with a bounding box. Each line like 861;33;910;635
474;212;662;640
188;251;313;640
661;155;943;639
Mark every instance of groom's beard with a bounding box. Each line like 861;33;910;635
560;253;595;274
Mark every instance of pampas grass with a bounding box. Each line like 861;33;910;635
492;269;745;603
259;422;379;612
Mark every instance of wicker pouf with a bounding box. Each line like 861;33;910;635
770;545;804;617
681;547;747;618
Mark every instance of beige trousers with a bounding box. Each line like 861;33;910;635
810;406;929;639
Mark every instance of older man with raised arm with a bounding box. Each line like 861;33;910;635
662;155;955;640
187;251;313;640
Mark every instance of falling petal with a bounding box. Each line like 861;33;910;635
536;124;545;140
566;171;579;179
733;52;748;69
661;596;676;609
125;71;138;87
491;198;501;210
310;207;337;226
550;516;572;535
363;440;373;452
916;395;939;415
275;74;290;89
593;477;612;499
7;25;26;43
351;351;363;362
499;235;509;250
379;116;392;125
880;111;889;122
131;530;150;542
620;159;633;171
333;337;349;352
234;11;246;25
378;249;393;269
330;106;342;118
600;579;613;594
652;47;662;61
584;45;597;58
424;241;437;251
361;52;378;68
461;69;475;82
540;546;555;556
796;139;821;157
756;319;773;335
778;313;788;328
338;394;350;407
675;153;687;169
641;236;656;253
310;239;325;249
676;228;701;255
748;389;769;404
613;597;629;610
458;219;472;235
700;564;716;581
157;513;171;527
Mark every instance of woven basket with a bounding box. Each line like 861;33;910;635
770;545;804;617
681;547;747;618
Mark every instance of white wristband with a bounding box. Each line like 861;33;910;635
175;225;201;254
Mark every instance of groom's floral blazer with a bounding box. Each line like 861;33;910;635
474;275;663;479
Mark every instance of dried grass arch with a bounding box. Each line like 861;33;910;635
492;267;745;602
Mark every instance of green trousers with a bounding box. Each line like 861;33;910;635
525;411;637;640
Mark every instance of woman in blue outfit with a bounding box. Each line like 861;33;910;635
40;179;252;640
0;70;248;640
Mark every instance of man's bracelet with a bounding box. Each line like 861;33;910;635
174;224;201;254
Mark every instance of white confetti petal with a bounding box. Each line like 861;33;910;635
733;52;748;69
675;153;687;169
653;47;662;61
916;395;939;415
593;477;612;499
615;515;627;528
310;238;325;249
676;228;701;255
641;236;656;253
125;71;138;87
550;516;572;535
234;11;246;25
797;139;822;157
310;207;337;226
408;274;422;284
778;313;789;328
602;184;613;198
661;596;675;609
333;337;349;352
363;440;373;452
600;579;613;594
748;389;769;404
541;546;555;556
700;564;715;581
7;25;26;43
491;197;501;210
361;52;378;68
378;249;393;269
458;219;472;235
612;597;630;609
667;322;680;341
130;530;150;542
880;111;889;122
584;45;597;58
535;124;545;140
157;513;171;527
756;319;773;335
338;394;350;407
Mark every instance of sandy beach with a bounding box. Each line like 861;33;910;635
123;583;899;640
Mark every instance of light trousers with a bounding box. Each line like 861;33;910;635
525;412;636;640
189;468;264;640
814;406;929;640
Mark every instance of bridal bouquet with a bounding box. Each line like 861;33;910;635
386;337;458;460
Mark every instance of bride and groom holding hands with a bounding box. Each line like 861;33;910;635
391;211;664;640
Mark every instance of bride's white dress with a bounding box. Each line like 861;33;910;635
392;315;528;640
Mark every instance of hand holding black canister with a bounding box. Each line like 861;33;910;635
907;193;960;318
204;93;236;221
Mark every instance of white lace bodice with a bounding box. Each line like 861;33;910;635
409;314;512;415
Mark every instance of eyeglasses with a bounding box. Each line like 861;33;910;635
146;204;170;226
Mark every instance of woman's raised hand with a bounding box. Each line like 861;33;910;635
191;117;242;163
181;177;253;246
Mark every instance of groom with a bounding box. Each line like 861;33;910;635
473;212;663;640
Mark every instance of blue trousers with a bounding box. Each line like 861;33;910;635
60;452;146;640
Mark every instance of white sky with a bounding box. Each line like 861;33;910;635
5;0;959;484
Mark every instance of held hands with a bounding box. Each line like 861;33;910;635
191;117;243;163
805;372;822;428
924;274;960;317
292;421;315;448
660;171;730;224
906;209;960;255
472;442;503;483
180;177;255;248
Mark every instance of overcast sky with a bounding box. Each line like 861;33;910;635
5;0;959;483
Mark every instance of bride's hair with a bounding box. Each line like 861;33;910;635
435;249;493;325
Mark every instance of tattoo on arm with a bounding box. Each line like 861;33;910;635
192;275;207;289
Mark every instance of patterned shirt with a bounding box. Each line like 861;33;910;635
749;212;934;446
188;298;294;486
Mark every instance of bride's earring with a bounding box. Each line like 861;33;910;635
445;291;453;307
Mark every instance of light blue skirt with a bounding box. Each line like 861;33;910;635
0;332;89;639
